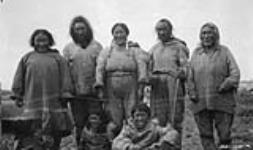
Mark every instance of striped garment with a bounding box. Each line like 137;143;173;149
12;50;73;133
149;39;189;127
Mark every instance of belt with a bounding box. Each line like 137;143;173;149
152;70;177;78
107;71;136;77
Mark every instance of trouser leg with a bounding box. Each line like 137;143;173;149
105;90;124;138
70;100;89;146
15;120;45;150
194;110;216;150
51;134;62;150
214;111;234;150
162;77;184;150
150;75;170;127
173;99;185;150
124;82;137;120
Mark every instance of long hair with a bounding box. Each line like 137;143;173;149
69;16;93;48
200;22;220;47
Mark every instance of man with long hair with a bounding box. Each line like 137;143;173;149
148;18;189;149
63;16;103;148
188;23;240;150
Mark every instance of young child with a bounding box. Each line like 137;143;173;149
112;103;179;150
79;110;111;150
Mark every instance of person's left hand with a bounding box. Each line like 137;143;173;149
107;122;117;141
176;69;186;80
189;94;199;103
138;85;144;101
97;88;104;99
60;98;69;107
218;81;232;93
15;98;24;107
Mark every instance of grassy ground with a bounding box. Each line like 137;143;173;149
1;90;253;150
183;91;253;150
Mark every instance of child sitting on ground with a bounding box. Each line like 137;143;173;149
79;110;111;150
112;103;179;150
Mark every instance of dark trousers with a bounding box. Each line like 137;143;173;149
70;98;102;146
15;120;62;150
194;109;234;150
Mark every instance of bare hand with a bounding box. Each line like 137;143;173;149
189;94;198;103
218;83;229;93
97;88;104;99
138;85;144;101
177;69;186;80
16;99;24;107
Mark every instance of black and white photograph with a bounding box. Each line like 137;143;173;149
0;0;252;150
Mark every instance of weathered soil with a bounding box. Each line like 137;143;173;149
1;90;253;150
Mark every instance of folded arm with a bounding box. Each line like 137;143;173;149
112;126;141;150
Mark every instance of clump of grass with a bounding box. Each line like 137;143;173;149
0;134;15;150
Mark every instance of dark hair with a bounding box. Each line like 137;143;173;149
30;29;55;47
69;16;93;47
111;23;130;36
86;109;111;133
131;103;151;117
156;18;173;31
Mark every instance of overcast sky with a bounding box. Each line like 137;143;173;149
0;0;252;89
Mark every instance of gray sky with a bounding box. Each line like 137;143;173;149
0;0;252;89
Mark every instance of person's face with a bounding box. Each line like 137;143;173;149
113;25;127;46
34;32;50;50
88;114;102;130
200;26;216;48
133;110;149;130
156;22;172;43
73;22;88;37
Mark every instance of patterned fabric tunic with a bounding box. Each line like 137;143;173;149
149;39;189;126
12;50;73;133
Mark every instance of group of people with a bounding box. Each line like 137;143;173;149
11;15;240;150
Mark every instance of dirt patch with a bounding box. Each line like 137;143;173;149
1;91;253;150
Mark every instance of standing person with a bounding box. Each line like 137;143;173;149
62;16;103;147
149;18;189;149
95;23;149;138
12;29;73;150
188;23;240;150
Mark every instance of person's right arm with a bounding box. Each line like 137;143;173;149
11;53;32;107
112;125;141;150
95;48;110;88
187;50;199;103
